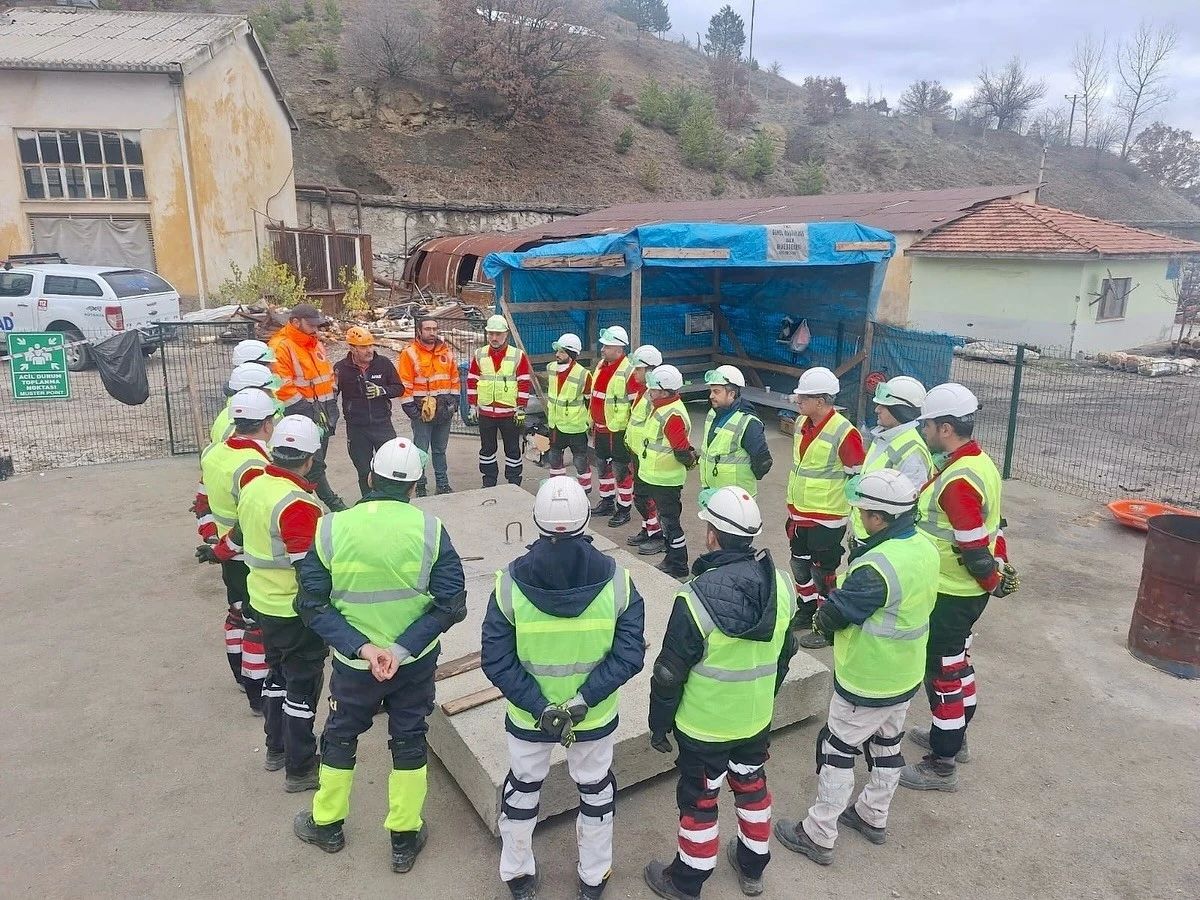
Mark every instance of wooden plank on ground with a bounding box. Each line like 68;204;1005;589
442;686;504;717
435;651;482;682
521;253;625;270
835;241;892;253
642;247;731;260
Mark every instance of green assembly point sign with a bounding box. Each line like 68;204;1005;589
7;332;71;400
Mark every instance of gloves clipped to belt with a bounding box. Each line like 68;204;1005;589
992;562;1020;598
365;382;385;399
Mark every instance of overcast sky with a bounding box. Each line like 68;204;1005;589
666;0;1200;134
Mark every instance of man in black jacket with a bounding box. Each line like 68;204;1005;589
482;476;646;900
644;487;798;900
335;326;404;497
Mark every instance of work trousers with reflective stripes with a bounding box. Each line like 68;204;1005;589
668;731;772;897
787;523;847;622
548;429;592;491
346;421;397;497
593;432;631;506
627;458;659;535
499;733;615;890
221;560;265;711
925;593;988;760
255;610;328;777
312;654;437;831
635;479;685;565
479;415;523;487
803;693;910;849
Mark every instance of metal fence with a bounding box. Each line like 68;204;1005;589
0;321;253;475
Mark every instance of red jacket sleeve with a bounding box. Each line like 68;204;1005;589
515;352;533;410
838;429;866;473
939;478;1001;591
278;499;322;561
466;355;480;407
194;477;216;542
664;413;691;452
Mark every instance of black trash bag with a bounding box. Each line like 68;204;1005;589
92;331;150;406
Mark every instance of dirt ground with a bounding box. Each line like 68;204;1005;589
2;419;1198;900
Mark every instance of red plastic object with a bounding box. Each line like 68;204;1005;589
1108;499;1200;532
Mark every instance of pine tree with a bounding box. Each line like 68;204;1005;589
704;5;744;59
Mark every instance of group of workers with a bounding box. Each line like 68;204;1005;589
191;305;1019;900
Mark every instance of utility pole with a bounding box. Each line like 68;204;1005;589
1064;93;1078;148
747;0;756;67
1035;144;1048;203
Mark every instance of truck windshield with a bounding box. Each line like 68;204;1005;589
100;269;174;298
0;273;34;297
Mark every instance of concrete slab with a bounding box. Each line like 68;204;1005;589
414;484;832;836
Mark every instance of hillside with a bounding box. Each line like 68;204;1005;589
47;0;1200;222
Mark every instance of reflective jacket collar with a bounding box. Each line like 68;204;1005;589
263;464;316;491
802;407;836;436
357;488;411;505
651;391;682;410
848;511;918;563
937;440;983;472
281;321;320;353
870;420;920;444
227;435;270;456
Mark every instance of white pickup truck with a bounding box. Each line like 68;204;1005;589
0;258;181;370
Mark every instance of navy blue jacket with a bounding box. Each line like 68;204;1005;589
706;396;773;481
821;511;922;707
481;534;646;743
296;491;466;660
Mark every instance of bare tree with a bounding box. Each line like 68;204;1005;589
899;79;953;118
1091;115;1124;154
1070;33;1108;148
1029;105;1070;147
353;1;428;79
973;56;1047;131
1114;21;1178;159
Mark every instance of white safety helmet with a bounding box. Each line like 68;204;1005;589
269;415;322;455
232;339;275;367
631;344;663;368
485;315;509;334
228;362;279;392
792;366;839;397
846;469;919;514
698;486;763;537
228;388;277;422
371;437;426;482
598;325;629;347
873;375;926;408
704;365;746;388
553;333;582;354
918;382;979;420
646;364;684;391
533;476;591;537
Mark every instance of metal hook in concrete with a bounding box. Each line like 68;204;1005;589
505;521;523;544
481;498;497;507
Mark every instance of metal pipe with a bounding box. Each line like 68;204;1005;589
1002;344;1025;479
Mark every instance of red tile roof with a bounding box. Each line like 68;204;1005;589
908;200;1200;257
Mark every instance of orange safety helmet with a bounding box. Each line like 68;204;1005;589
346;326;375;347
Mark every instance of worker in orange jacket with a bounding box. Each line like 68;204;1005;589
398;315;461;497
269;303;348;511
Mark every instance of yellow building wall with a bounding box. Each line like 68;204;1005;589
874;232;917;324
181;40;298;295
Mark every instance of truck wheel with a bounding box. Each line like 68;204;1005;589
56;326;92;371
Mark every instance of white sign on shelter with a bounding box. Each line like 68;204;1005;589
766;224;810;262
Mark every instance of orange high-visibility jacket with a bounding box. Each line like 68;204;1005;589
398;339;460;399
269;322;335;407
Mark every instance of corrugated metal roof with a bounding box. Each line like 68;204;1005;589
908;200;1200;257
0;8;296;128
404;233;549;294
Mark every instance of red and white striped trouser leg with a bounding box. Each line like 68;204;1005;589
576;464;593;492
240;621;268;709
643;497;661;537
616;470;634;509
929;651;968;758
224;602;245;684
729;761;772;876
597;459;615;499
674;769;724;890
961;633;978;716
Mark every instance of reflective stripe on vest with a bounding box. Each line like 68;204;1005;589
852;425;932;539
496;564;630;732
283;341;335;400
316;500;443;669
673;569;795;744
593;357;635;431
787;412;854;515
405;344;458;398
916;453;1003;597
200;441;267;537
240;474;317;618
546;361;590;433
832;532;939;700
639;397;690;487
475;345;521;411
699;407;759;495
624;393;652;453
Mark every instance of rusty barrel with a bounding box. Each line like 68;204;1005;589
1128;514;1200;678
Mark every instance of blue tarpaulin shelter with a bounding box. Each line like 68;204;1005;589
482;221;897;417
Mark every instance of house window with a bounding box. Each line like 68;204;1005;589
1097;277;1132;321
16;129;147;201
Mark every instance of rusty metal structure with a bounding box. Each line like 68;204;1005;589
1128;514;1200;678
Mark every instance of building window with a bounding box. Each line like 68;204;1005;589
1097;276;1132;321
16;129;146;201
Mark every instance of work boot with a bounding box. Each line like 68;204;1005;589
798;631;831;649
506;870;540;900
293;810;345;853
284;768;321;793
899;755;959;792
415;483;428;498
838;805;887;845
638;536;666;555
591;496;615;517
577;873;609;899
608;506;632;528
264;749;287;772
773;819;833;866
436;483;454;495
626;528;652;546
249;703;264;718
656;557;689;579
725;838;764;896
390;824;428;873
909;725;971;763
643;861;699;900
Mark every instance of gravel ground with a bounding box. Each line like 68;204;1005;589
2;427;1197;900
